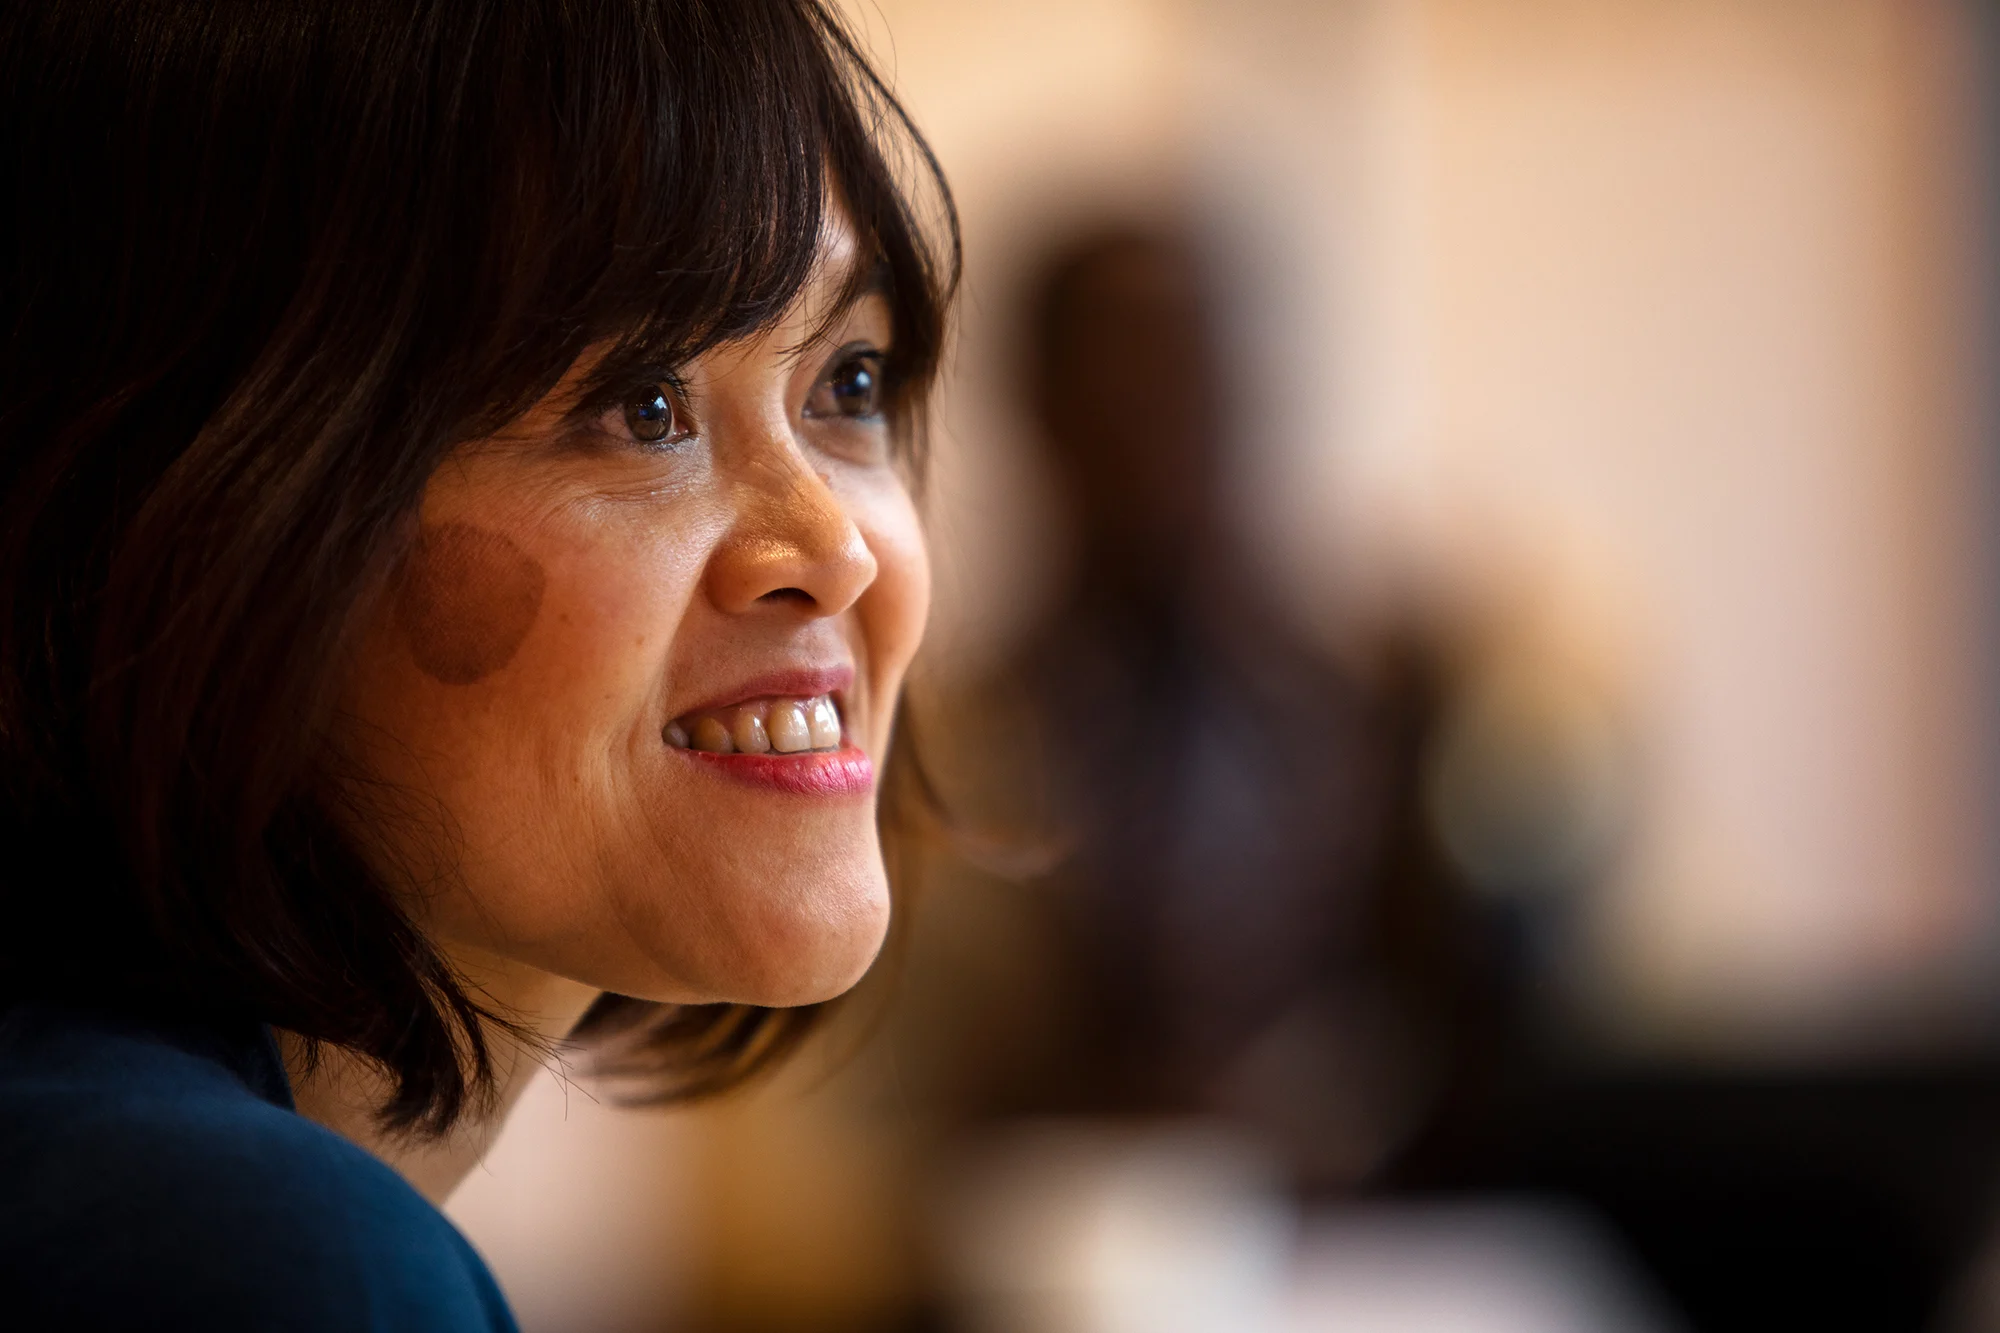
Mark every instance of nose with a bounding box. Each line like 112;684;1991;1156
705;446;878;620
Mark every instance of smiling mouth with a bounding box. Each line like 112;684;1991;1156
663;693;844;756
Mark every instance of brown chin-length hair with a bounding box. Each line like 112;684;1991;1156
0;0;957;1134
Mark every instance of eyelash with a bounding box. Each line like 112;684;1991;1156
586;343;894;454
581;369;690;452
803;344;890;424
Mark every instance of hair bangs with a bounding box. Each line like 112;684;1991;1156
463;0;956;449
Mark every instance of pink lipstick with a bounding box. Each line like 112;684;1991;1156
679;744;875;797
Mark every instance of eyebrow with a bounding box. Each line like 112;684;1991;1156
827;254;892;318
568;244;894;412
794;255;893;358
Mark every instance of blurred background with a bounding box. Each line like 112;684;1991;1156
449;0;2000;1328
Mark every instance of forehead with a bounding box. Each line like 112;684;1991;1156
785;202;885;332
554;204;884;396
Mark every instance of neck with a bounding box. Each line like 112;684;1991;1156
277;951;601;1205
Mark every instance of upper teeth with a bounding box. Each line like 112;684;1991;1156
664;694;842;755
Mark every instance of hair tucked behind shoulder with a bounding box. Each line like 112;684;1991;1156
0;0;956;1134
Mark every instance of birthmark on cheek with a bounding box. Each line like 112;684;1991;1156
395;522;547;685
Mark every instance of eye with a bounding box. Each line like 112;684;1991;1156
805;345;886;422
621;383;681;444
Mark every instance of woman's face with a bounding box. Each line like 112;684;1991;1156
333;215;928;1008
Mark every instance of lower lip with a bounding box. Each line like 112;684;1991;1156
678;743;875;797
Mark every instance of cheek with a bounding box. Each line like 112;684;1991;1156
395;522;547;685
861;489;931;677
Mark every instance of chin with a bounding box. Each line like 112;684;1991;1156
615;855;892;1009
741;942;884;1007
735;877;892;1007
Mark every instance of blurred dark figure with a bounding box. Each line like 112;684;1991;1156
914;223;1505;1189
898;225;2000;1333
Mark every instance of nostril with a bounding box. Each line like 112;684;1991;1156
759;587;815;606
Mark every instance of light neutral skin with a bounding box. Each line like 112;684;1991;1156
286;212;929;1201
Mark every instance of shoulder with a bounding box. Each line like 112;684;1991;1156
0;1004;516;1332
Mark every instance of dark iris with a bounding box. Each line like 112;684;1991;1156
624;386;675;443
827;356;881;418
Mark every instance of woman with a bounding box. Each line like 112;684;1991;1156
0;1;954;1327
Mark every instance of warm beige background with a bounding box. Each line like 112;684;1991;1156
889;0;1994;1051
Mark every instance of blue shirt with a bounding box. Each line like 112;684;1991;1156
0;1001;518;1331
